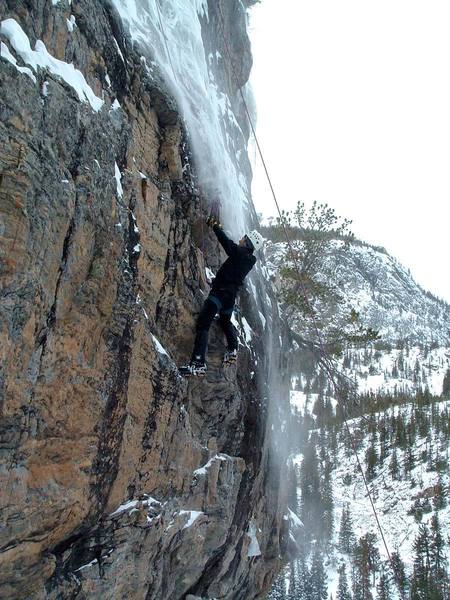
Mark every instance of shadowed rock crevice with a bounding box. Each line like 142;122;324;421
38;200;77;361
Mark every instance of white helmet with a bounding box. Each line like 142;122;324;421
246;230;264;252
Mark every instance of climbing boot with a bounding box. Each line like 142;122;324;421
223;349;237;365
179;359;207;377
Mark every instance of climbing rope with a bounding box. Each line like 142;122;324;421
214;3;405;598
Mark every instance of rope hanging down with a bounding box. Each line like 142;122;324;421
214;4;405;598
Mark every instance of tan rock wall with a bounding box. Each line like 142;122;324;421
0;1;289;598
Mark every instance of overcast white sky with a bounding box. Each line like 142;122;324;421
249;0;450;302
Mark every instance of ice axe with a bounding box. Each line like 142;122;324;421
207;197;222;225
191;194;222;248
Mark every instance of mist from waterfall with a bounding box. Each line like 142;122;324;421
110;0;251;236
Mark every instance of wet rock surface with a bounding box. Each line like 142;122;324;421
0;1;289;598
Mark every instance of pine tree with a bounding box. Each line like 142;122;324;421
329;425;338;466
413;359;421;384
430;513;444;571
442;368;450;398
303;559;314;600
337;563;352;600
299;439;321;543
429;512;449;596
376;570;392;600
314;395;328;427
275;201;378;356
395;414;407;450
390;551;408;597
310;549;328;600
365;534;380;587
320;468;334;546
365;443;378;481
352;569;371;600
378;420;389;465
411;523;431;600
404;446;415;475
338;504;356;554
389;449;399;480
293;553;309;600
433;474;446;510
352;534;380;599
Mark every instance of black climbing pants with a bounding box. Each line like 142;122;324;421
191;290;238;362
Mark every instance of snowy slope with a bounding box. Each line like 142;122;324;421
333;409;449;564
266;239;450;347
341;344;449;397
328;401;450;598
290;343;449;405
265;237;450;400
330;242;450;346
273;400;450;600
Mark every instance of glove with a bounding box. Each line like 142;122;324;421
206;214;221;228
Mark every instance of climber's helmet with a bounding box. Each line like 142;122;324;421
245;230;264;253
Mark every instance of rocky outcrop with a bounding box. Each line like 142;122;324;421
0;1;288;598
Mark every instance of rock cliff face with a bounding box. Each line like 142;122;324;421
0;1;288;598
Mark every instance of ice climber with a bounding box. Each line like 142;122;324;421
179;216;264;377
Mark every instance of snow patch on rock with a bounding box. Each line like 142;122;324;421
0;19;103;112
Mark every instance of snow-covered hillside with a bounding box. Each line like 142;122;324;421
331;242;450;346
270;398;450;599
291;344;449;401
266;232;450;599
341;345;449;397
328;400;450;598
265;238;450;347
265;236;450;400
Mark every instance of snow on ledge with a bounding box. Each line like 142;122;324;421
114;162;123;198
66;15;77;33
151;334;168;357
193;453;228;476
111;98;121;111
75;558;98;572
0;18;103;112
247;520;261;558
180;510;203;530
241;317;252;343
205;267;215;283
110;496;161;517
110;499;140;517
1;41;36;82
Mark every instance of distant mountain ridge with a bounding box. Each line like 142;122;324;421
264;231;450;398
329;240;450;346
264;232;450;348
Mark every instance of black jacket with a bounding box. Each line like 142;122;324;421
211;225;256;294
